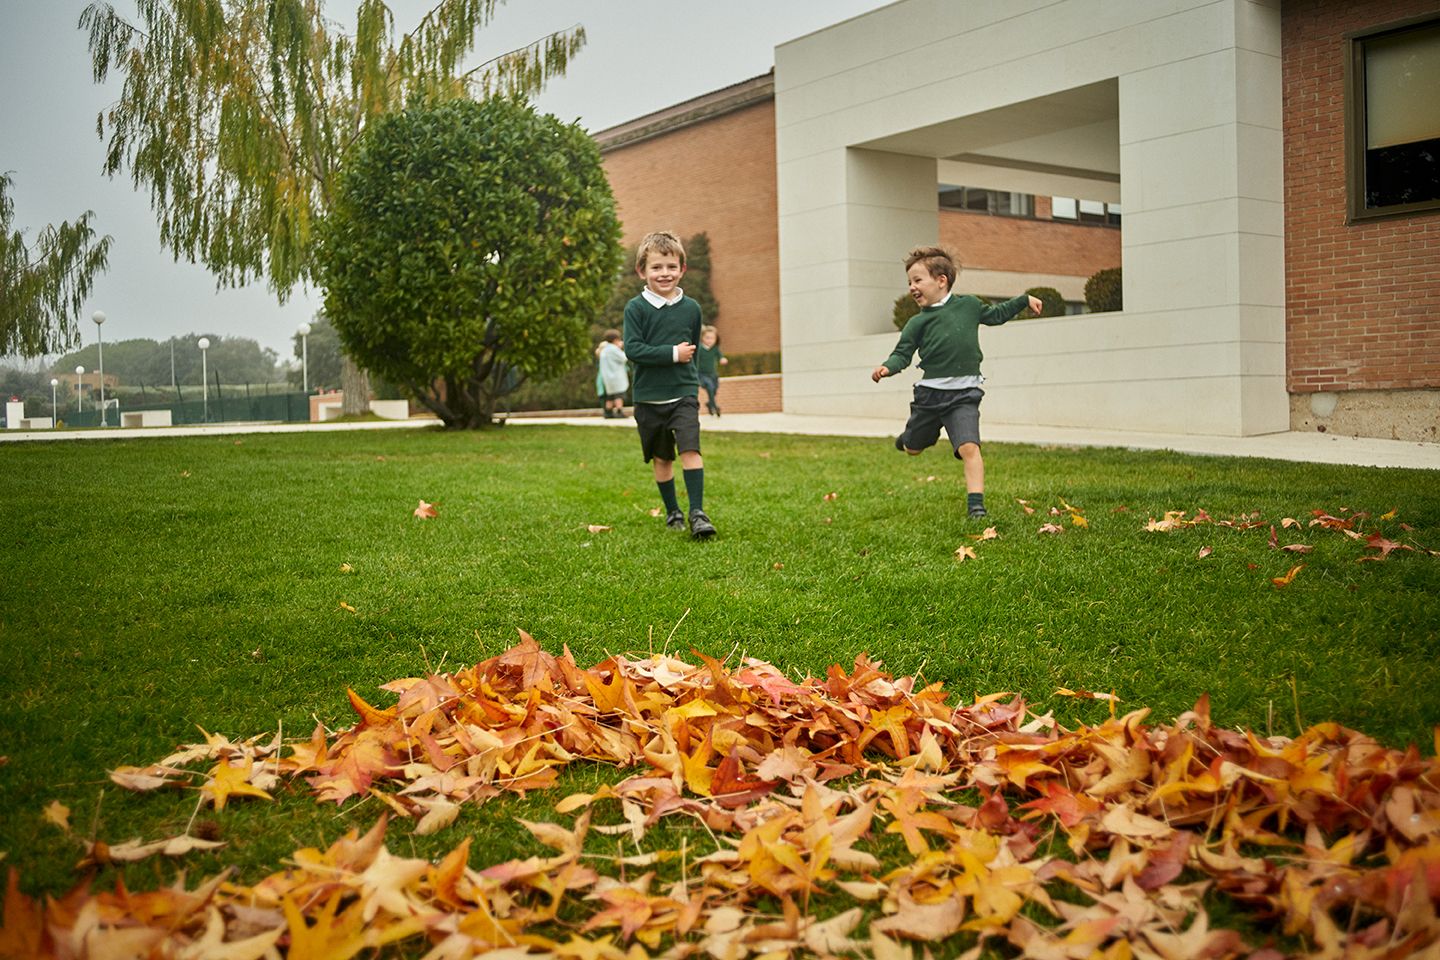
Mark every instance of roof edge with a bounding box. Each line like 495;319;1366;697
593;70;774;151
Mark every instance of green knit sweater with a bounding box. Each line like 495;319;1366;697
623;293;703;402
880;293;1030;379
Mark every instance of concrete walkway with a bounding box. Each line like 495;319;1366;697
3;411;1436;470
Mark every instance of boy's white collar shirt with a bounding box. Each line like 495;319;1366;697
642;286;685;308
927;292;952;308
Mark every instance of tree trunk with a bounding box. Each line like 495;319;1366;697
341;357;370;415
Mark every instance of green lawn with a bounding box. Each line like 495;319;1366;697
1;424;1437;908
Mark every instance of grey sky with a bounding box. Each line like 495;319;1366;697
0;1;891;365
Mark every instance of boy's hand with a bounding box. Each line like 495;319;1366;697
719;357;728;365
871;365;891;383
1028;295;1043;314
676;342;696;363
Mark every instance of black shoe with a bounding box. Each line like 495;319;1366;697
895;435;907;452
688;509;717;540
968;505;988;518
665;509;686;531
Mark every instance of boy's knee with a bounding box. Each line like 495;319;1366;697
956;442;981;458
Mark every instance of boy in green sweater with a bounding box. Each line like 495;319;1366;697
872;246;1041;518
623;231;717;539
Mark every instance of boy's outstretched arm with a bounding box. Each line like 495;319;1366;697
871;364;891;383
979;293;1039;326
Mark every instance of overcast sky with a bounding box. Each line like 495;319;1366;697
1;0;891;364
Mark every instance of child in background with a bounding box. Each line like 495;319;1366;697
595;329;629;418
872;245;1041;519
696;324;727;416
622;231;717;539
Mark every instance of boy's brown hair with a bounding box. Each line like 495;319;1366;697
602;329;622;343
635;230;686;272
904;245;959;290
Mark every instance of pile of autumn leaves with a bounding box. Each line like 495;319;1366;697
7;636;1440;959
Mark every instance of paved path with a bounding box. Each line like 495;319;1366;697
3;412;1436;470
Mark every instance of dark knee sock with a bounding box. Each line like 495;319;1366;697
682;468;704;512
967;492;985;511
658;479;680;513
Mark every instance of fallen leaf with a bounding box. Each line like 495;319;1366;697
822;491;838;501
413;499;438;519
1071;514;1089;528
1197;546;1213;559
42;801;70;832
772;562;784;570
586;525;613;534
339;601;357;613
1038;523;1064;535
969;526;999;541
954;545;978;562
1271;564;1305;588
1380;507;1398;520
1281;543;1313;553
339;562;354;573
1016;498;1035;515
648;507;662;517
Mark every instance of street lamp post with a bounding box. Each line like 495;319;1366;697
92;310;108;425
297;322;311;394
75;365;85;413
51;378;58;427
198;337;210;422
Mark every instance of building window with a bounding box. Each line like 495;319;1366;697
938;185;1034;217
1052;196;1121;227
1347;15;1440;220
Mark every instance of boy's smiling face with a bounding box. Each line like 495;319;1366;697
906;262;949;307
640;251;685;298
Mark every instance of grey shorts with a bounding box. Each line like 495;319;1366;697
899;385;984;452
634;396;701;463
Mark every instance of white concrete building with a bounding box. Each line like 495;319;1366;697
775;0;1286;436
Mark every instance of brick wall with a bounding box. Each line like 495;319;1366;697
702;373;781;414
939;207;1121;290
1282;0;1440;395
601;101;780;356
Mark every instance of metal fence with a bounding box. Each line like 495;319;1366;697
58;390;311;428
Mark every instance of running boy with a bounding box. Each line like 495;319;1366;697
623;231;717;539
697;324;727;417
872;245;1041;519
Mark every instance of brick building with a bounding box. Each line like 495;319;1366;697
1282;0;1440;441
597;2;1436;441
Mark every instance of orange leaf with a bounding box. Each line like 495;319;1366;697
413;499;438;519
586;524;612;534
969;526;999;541
954;545;978;562
1271;564;1305;588
1197;546;1213;559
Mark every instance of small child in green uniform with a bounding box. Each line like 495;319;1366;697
696;324;727;416
872;245;1041;519
623;231;717;539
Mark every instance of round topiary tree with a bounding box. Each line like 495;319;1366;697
892;292;920;330
1020;286;1066;319
317;98;623;428
1084;267;1123;313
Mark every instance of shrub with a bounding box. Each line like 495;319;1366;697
892;293;920;330
1085;267;1123;313
722;352;781;377
1019;286;1066;319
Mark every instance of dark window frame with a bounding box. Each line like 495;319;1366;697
1345;12;1440;223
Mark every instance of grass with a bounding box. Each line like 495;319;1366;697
1;424;1437;918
